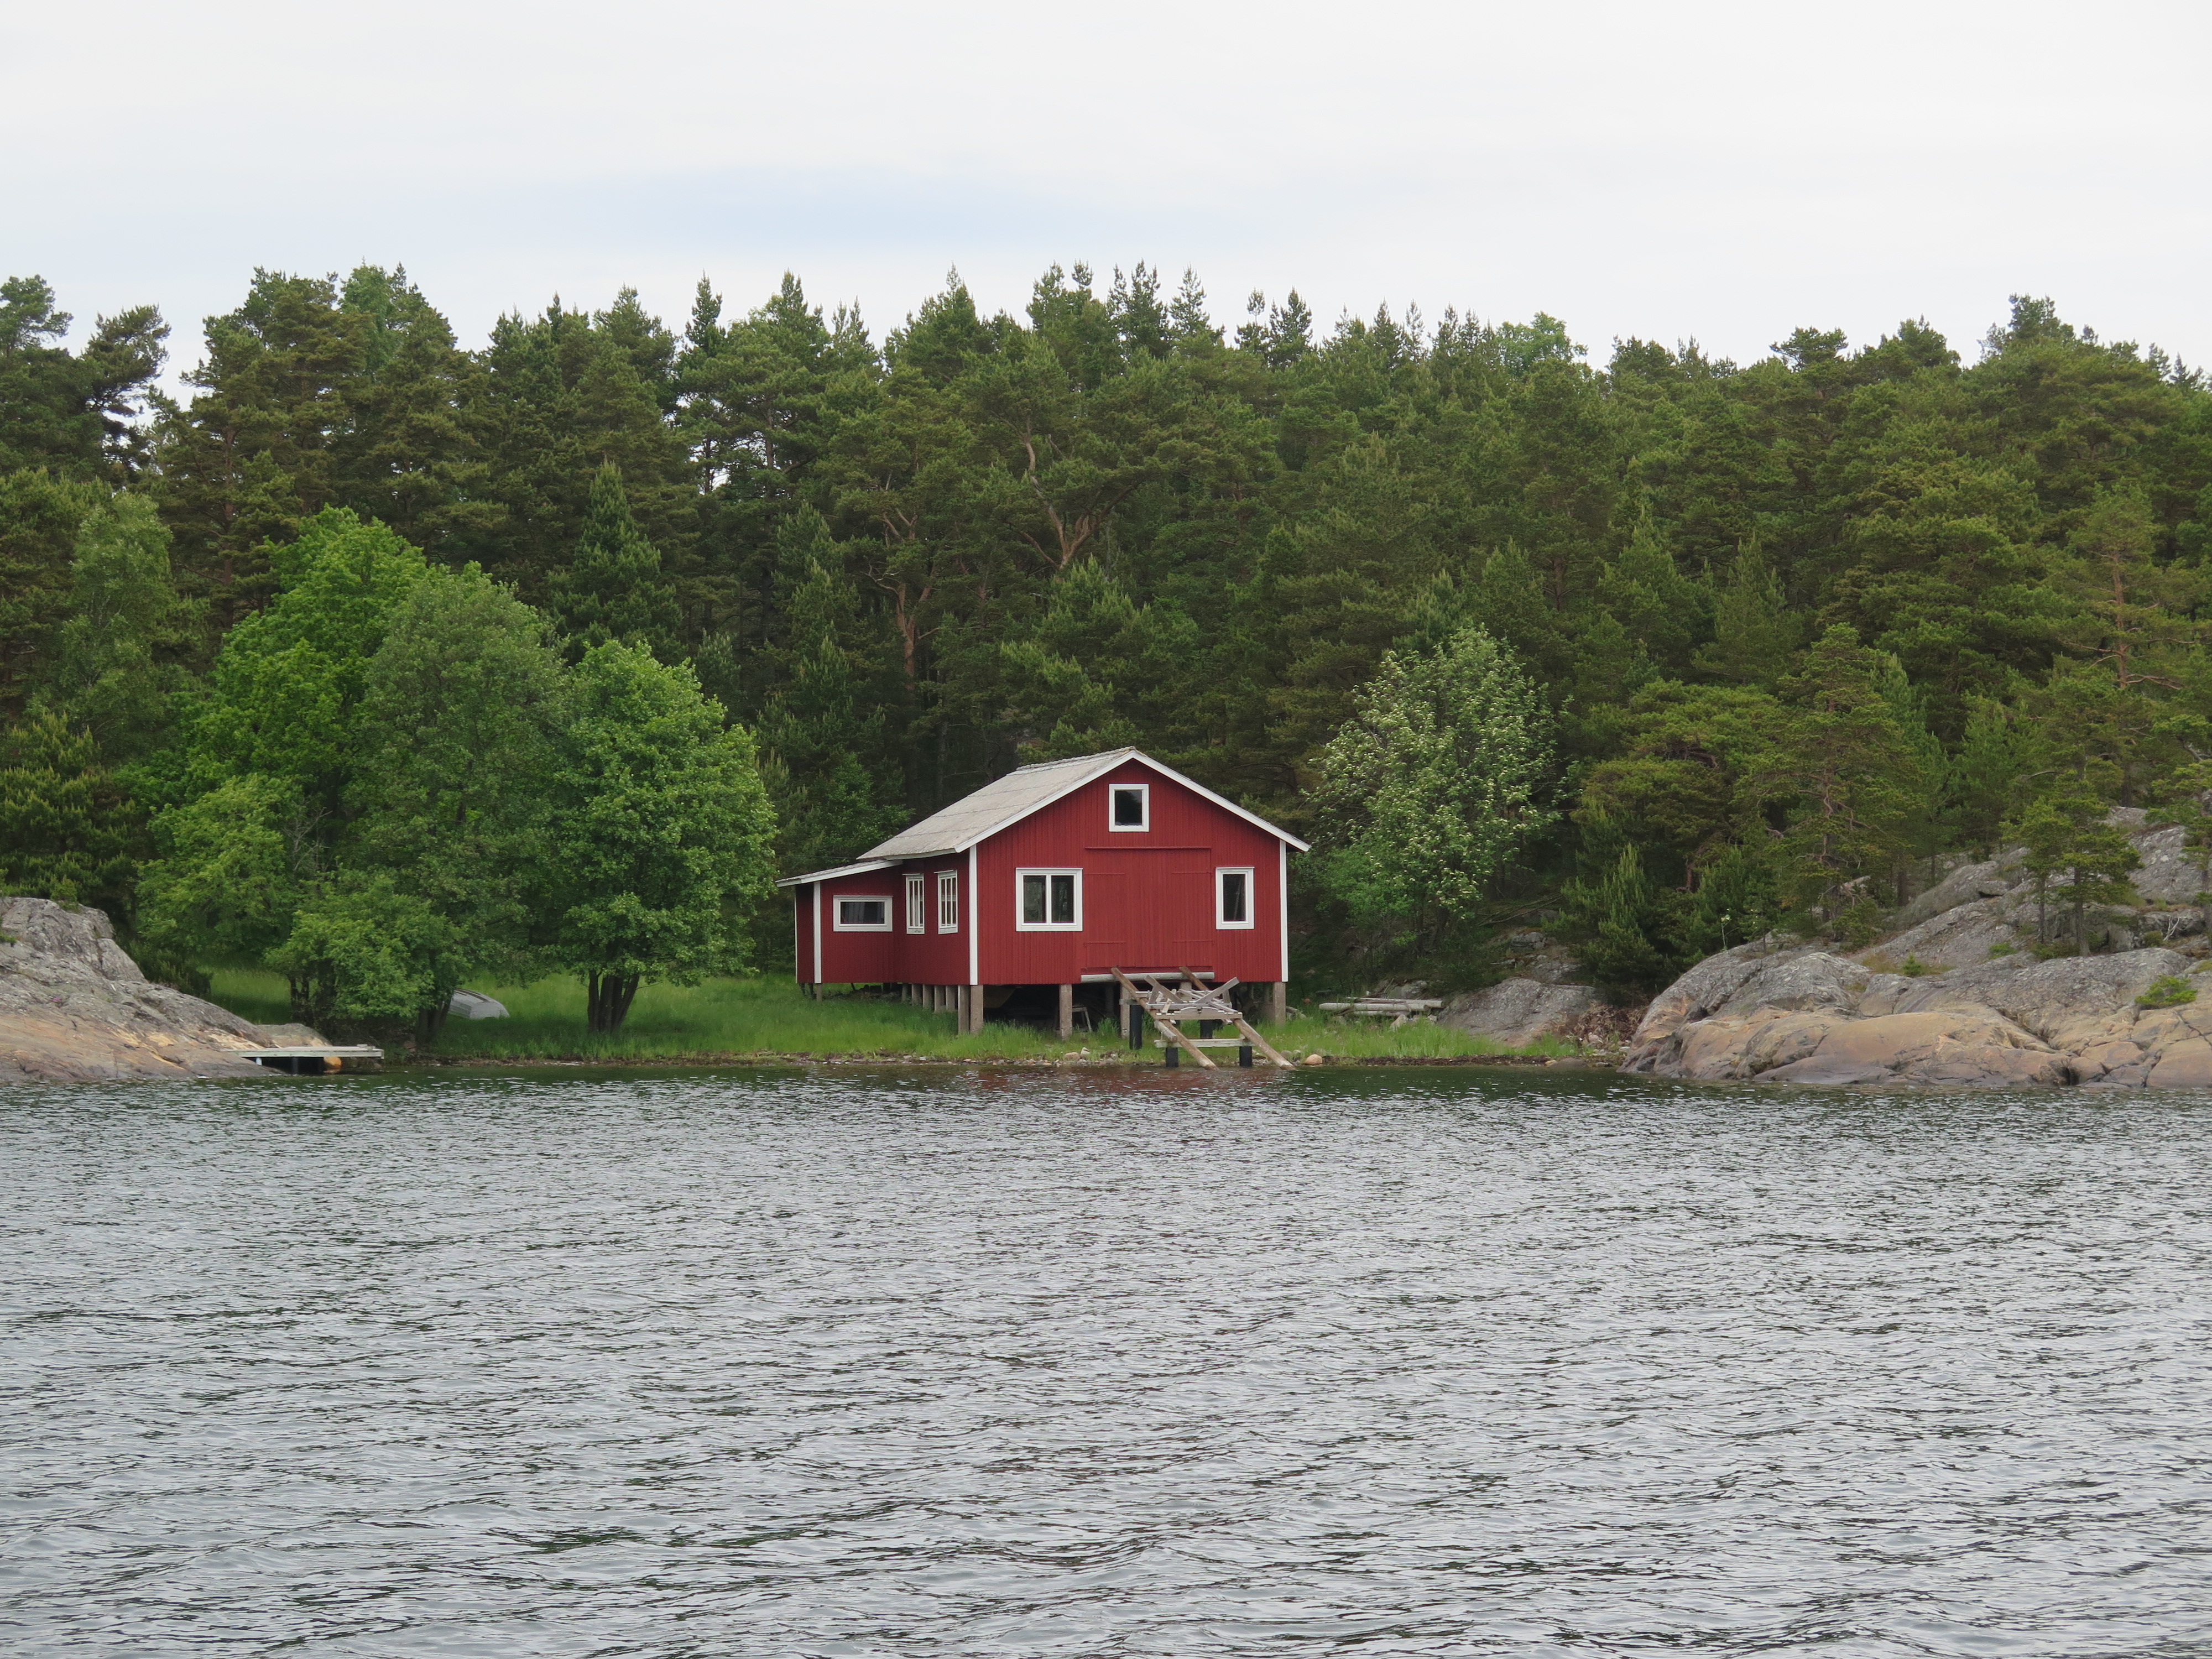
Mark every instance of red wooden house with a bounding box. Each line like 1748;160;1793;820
778;748;1307;1034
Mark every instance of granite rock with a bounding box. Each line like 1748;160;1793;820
1438;978;1598;1046
0;898;272;1083
1623;938;2210;1089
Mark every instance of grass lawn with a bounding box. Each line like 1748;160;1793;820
203;970;1571;1065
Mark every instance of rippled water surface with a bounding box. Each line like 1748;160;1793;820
6;1067;2212;1656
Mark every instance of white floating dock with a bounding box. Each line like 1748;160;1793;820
232;1045;384;1075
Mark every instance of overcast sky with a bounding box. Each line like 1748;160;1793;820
7;0;2208;376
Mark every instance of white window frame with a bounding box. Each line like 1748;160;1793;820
904;873;926;933
936;870;960;934
1215;866;1256;929
1107;782;1150;832
1015;867;1084;931
832;894;894;932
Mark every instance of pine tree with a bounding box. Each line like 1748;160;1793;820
332;265;494;557
754;507;905;874
44;493;197;769
473;296;696;602
0;710;139;915
1695;544;1800;686
2006;789;2140;954
1948;697;2038;855
1756;625;1924;924
1599;510;1710;676
549;465;680;661
1682;839;1782;958
1559;819;1677;993
1167;269;1222;353
155;270;368;626
0;467;105;719
0;275;168;481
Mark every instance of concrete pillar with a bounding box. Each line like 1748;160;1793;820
1057;983;1074;1039
1269;982;1287;1026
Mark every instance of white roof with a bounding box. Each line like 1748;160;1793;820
859;747;1309;860
773;858;898;890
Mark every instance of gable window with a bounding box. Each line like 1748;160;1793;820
1108;782;1149;832
834;895;893;931
936;870;960;933
1216;867;1254;928
905;873;926;933
1016;868;1082;930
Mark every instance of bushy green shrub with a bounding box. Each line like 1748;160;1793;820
2136;975;2197;1009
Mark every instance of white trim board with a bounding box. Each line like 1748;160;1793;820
776;858;899;890
864;748;1311;859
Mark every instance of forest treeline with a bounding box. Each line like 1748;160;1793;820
3;262;2210;1021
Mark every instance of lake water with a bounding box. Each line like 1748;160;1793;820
4;1067;2211;1657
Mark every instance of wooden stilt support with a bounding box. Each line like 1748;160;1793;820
1058;983;1074;1039
1269;981;1287;1026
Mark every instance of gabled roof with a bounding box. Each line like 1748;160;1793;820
773;858;898;890
858;747;1310;860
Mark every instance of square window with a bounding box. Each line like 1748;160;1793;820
905;873;926;933
1109;783;1149;831
834;895;892;931
1215;867;1254;929
936;871;959;933
1015;868;1082;930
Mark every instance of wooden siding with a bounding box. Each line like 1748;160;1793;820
975;758;1284;984
795;757;1289;987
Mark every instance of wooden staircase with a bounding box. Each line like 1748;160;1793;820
1111;968;1295;1068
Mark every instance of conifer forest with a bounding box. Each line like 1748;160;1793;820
4;262;2210;1029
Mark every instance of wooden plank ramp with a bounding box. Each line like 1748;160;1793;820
1111;968;1295;1069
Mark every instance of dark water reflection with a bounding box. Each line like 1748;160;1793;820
5;1067;2211;1656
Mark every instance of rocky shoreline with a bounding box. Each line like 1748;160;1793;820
0;899;291;1084
1622;812;2212;1089
19;804;2212;1089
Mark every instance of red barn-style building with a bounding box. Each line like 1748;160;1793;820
778;748;1307;1034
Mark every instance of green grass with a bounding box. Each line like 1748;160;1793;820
207;968;296;1026
430;977;1086;1062
200;970;1573;1065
